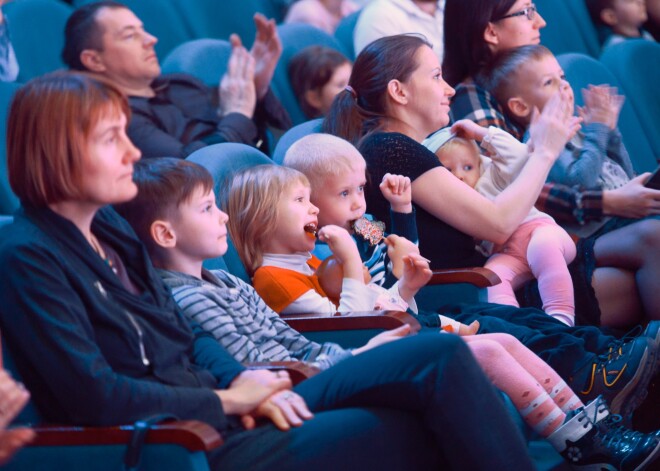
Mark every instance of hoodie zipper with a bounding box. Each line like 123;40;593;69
124;310;151;367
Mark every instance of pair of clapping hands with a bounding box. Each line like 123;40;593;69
217;14;281;118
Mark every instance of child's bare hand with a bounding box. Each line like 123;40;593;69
385;234;419;278
317;225;364;280
580;85;624;129
219;35;257;118
450;119;488;142
379;174;412;213
398;253;432;301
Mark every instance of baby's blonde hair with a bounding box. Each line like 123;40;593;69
435;137;481;163
226;165;310;277
283;133;366;192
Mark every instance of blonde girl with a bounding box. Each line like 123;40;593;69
225;164;659;468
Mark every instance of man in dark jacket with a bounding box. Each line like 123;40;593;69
62;1;290;158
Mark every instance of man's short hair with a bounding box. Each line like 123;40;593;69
7;71;130;207
63;0;127;70
283;133;366;191
114;158;214;254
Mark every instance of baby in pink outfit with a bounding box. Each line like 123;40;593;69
424;122;577;326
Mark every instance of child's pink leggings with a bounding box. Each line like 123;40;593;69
463;333;583;437
485;218;577;325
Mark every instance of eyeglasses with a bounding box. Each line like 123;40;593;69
494;4;537;21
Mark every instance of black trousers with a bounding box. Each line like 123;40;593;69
431;302;616;379
209;334;535;470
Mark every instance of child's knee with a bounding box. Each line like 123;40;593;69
467;339;506;360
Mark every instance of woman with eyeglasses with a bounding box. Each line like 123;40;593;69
444;0;544;140
443;0;660;327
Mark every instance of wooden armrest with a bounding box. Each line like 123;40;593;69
282;310;421;334
30;420;223;451
245;361;321;384
428;267;501;288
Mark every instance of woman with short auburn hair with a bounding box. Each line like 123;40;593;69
0;71;539;471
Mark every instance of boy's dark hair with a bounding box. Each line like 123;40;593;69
288;46;350;119
63;0;127;70
114;158;214;254
475;44;553;122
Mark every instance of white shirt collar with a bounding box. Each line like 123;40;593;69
261;252;316;276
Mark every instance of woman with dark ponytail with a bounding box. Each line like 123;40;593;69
323;34;574;271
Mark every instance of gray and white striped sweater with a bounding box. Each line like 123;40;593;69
158;268;353;370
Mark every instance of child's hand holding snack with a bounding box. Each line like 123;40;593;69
317;225;364;281
385;234;432;301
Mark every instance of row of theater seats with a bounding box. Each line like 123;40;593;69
1;141;536;471
1;0;658;217
4;0;289;82
5;39;657;216
1;0;622;84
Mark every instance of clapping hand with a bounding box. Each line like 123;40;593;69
578;85;624;130
251;13;282;100
218;35;257;118
527;89;580;160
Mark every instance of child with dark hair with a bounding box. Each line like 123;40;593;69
586;0;655;49
288;45;352;119
114;157;407;369
224;157;660;469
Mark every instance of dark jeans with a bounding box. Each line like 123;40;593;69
209;334;535;470
417;302;617;379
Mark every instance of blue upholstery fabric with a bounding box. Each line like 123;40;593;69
274;23;347;125
4;0;72;82
1;336;213;471
272;118;323;164
559;0;600;56
161;39;232;86
535;0;598;56
557;52;657;173
0;81;21;215
172;0;283;48
334;9;361;61
600;40;660;161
